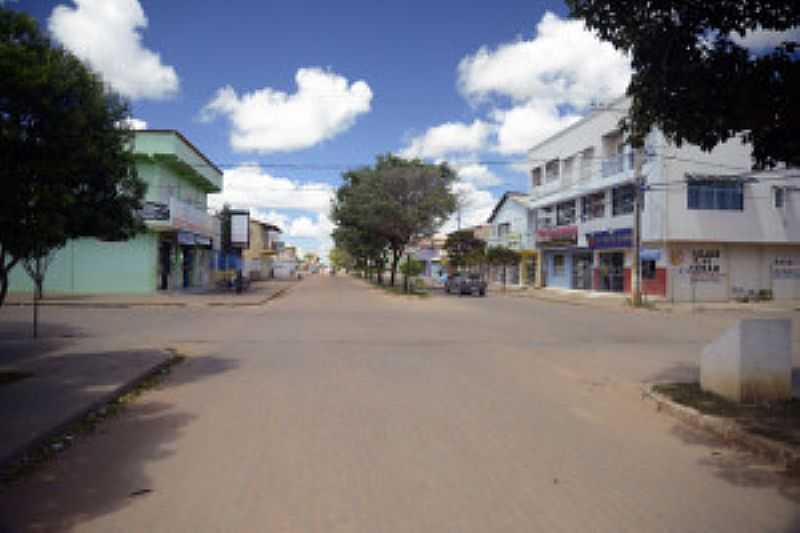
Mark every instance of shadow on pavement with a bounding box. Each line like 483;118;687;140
645;363;700;383
0;355;238;533
669;423;800;505
0;320;87;342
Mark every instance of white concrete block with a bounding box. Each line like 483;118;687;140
701;319;792;403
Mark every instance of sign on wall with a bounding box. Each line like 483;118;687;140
773;257;800;279
676;248;723;282
536;225;577;245
586;228;633;249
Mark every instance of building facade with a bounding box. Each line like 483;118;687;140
486;192;538;286
10;130;223;294
523;96;800;301
243;220;282;280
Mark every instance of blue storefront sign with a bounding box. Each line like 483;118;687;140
177;231;195;246
587;228;633;249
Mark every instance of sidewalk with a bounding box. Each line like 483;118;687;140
500;285;800;314
4;279;298;308
0;329;173;468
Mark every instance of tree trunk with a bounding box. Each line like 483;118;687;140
403;254;410;293
0;253;19;308
0;270;8;309
503;265;507;292
390;248;400;287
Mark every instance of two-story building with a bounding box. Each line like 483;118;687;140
9;130;223;294
486;192;538;286
525;96;800;301
243;220;282;280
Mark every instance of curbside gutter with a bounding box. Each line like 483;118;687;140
0;351;178;473
641;384;800;475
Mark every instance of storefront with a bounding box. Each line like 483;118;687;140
537;226;586;289
587;228;631;293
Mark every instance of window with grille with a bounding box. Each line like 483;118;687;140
687;180;744;211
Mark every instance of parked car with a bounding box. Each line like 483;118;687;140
445;273;487;296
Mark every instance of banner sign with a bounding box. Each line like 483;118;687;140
536;225;577;245
587;228;632;250
194;235;212;247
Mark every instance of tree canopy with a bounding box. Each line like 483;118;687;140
0;8;146;305
331;154;457;289
567;0;800;168
444;230;486;270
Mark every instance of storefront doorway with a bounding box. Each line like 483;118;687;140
158;242;172;291
526;256;537;286
182;247;194;288
598;252;625;292
572;253;593;290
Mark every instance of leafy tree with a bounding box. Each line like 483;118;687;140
486;246;521;291
332;225;387;283
567;0;800;168
0;8;146;307
331;154;457;288
328;247;354;273
444;230;486;271
399;256;425;292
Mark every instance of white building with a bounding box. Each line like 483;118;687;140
523;96;800;302
486;192;537;285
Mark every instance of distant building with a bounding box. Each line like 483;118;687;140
10;130;223;294
243;220;282;280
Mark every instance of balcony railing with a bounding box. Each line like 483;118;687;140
601;152;635;178
142;197;217;237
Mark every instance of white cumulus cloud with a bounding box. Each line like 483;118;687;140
450;162;503;188
399;120;493;160
457;12;630;107
492;102;582;155
731;27;800;50
118;117;148;130
441;181;498;234
48;0;179;100
207;164;335;215
288;214;335;240
201;68;373;154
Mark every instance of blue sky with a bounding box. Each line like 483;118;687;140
17;0;636;257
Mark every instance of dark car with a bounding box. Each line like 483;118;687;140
445;273;487;296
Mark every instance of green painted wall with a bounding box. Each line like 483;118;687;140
9;233;159;294
134;131;222;193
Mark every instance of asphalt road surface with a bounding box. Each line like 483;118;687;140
1;275;799;532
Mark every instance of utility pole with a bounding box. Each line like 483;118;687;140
630;148;644;306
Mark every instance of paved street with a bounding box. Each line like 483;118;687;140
1;275;799;532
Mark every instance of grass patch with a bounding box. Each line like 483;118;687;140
653;382;800;446
368;280;430;298
0;351;186;488
0;370;34;386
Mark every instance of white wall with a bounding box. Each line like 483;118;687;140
659;140;800;243
489;199;533;249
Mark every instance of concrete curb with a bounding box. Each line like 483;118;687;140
0;351;176;471
641;384;800;474
4;283;299;309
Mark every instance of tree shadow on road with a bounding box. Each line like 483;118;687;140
0;354;239;533
669;423;800;505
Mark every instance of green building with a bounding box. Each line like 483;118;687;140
9;130;224;294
